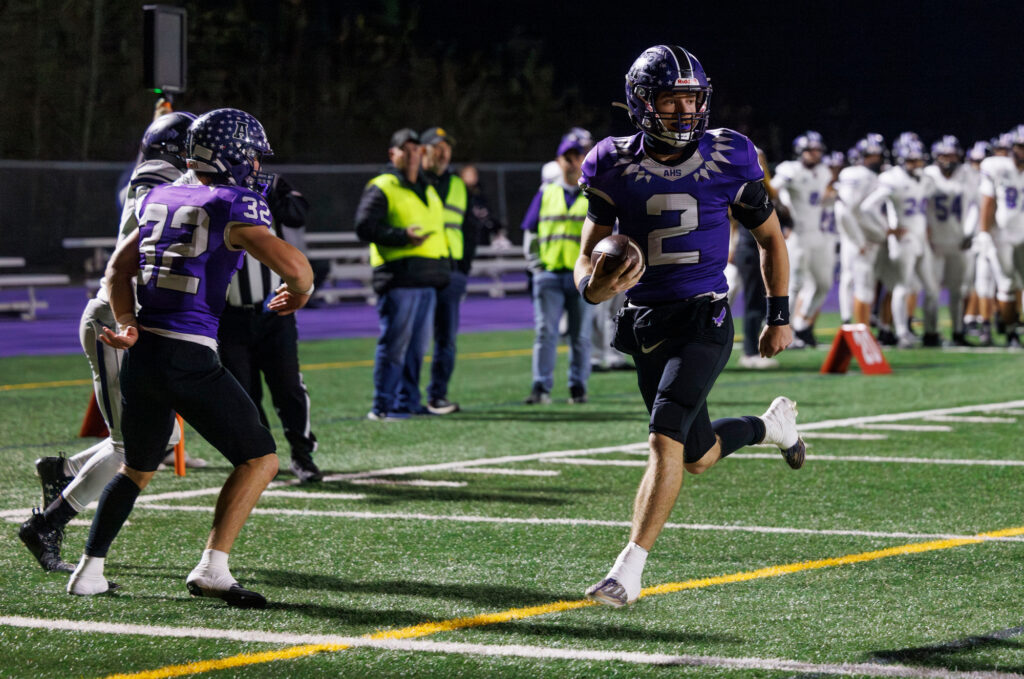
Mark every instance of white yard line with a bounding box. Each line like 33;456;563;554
731;453;1024;467
349;478;468;488
800;400;1024;431
449;467;561;477
858;424;953;432
803;432;888;440
0;616;1018;679
136;505;1024;543
261;490;367;500
924;415;1017;424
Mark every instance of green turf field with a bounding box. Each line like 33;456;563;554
3;319;1024;678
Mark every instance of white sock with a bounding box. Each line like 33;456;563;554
68;555;109;595
792;317;811;332
188;549;235;591
606;542;648;601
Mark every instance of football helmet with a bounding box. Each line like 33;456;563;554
186;108;273;190
566;126;594;152
1009;124;1024;146
991;132;1013;152
625;44;712;148
967;140;990;162
140;112;196;169
855;133;886;158
846;146;862;166
893;137;926;173
824;150;845;168
930;135;962;172
793;131;826;155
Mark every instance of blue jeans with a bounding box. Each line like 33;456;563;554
428;270;467;401
531;270;593;393
373;287;436;414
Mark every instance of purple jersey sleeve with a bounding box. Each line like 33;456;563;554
580;129;762;304
134;183;264;341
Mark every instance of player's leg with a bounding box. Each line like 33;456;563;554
916;247;941;344
256;313;322;482
852;243;878;325
889;242;917;346
527;271;561;401
165;337;278;608
563;272;593;403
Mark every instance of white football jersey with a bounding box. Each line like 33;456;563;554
863;165;933;242
924;163;977;247
771;160;832;238
979;156;1024;240
836;165;883;245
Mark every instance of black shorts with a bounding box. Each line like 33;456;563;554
119;331;277;472
612;296;733;462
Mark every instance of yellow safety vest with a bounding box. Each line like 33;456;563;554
367;174;448;267
441;174;468;261
537;183;588;271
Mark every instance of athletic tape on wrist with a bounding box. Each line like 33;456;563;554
577;275;598;305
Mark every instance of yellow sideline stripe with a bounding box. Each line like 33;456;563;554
102;524;1024;679
0;378;91;391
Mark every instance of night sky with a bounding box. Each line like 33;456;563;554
419;0;1024;158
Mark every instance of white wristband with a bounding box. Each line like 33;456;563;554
288;283;315;296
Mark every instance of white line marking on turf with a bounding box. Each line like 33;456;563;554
924;415;1017;424
136;505;1024;542
0;616;1018;679
858;424;953;432
995;409;1024;416
802;432;888;440
800;400;1024;431
547;457;646;467
731;453;1024;467
448;467;561;477
349;478;468;488
261;490;367;500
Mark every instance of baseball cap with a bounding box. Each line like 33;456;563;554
421;126;455;146
389;128;420;148
557;134;585;158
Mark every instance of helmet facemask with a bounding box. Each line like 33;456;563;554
630;84;712;148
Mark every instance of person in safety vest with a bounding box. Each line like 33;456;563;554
420;126;477;415
355;128;450;421
521;134;593;405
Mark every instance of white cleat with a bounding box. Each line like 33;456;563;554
761;396;806;470
738;354;780;370
585;577;637;608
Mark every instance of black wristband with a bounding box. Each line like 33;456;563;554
577;275;599;305
766;296;790;326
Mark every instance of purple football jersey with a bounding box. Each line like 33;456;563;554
581;129;764;304
135;181;273;340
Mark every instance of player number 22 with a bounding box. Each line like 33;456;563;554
139;202;210;294
646;193;699;265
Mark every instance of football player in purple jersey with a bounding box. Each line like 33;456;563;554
66;109;314;609
574;45;805;608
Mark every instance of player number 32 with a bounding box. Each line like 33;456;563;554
138;202;210;294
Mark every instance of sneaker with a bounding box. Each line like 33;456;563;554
787;335;807;350
524;384;551;405
161;450;208;469
289;454;323;483
35;454;72;508
760;396;806;470
1009;333;1023;350
952;331;971;347
426;398;460;415
186;576;267;609
897;334;918;349
794;326;817;348
19;510;74;573
877;329;898;346
568;385;588;404
738;354;780;370
585;577;635;608
922;332;942;348
366;410;411;422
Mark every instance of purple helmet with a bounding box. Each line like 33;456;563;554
140;112;196;167
893;136;926;164
625;45;712;148
186;108;273;189
846;146;862;166
967;140;990;162
1009;124;1024;146
930;135;962;158
824;150;845;168
793;131;827;155
991;132;1013;151
855;133;886;158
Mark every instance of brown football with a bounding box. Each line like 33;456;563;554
590;234;644;274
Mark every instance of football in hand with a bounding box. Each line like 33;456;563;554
591;234;644;275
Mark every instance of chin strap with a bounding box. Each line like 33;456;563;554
641;133;699;163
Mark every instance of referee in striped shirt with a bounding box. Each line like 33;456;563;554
218;174;323;483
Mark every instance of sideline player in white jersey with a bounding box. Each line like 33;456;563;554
978;125;1024;347
861;136;940;348
18;112;195;573
771;131;834;347
963;140;995;342
924;135;977;345
835;134;888;326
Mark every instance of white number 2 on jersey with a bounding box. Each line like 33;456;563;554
646;193;700;265
138;202;211;294
242;196;272;224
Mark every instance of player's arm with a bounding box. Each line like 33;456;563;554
99;230;141;349
230;224;314;315
732;179;792;358
573;196;642;303
858;183;898;240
